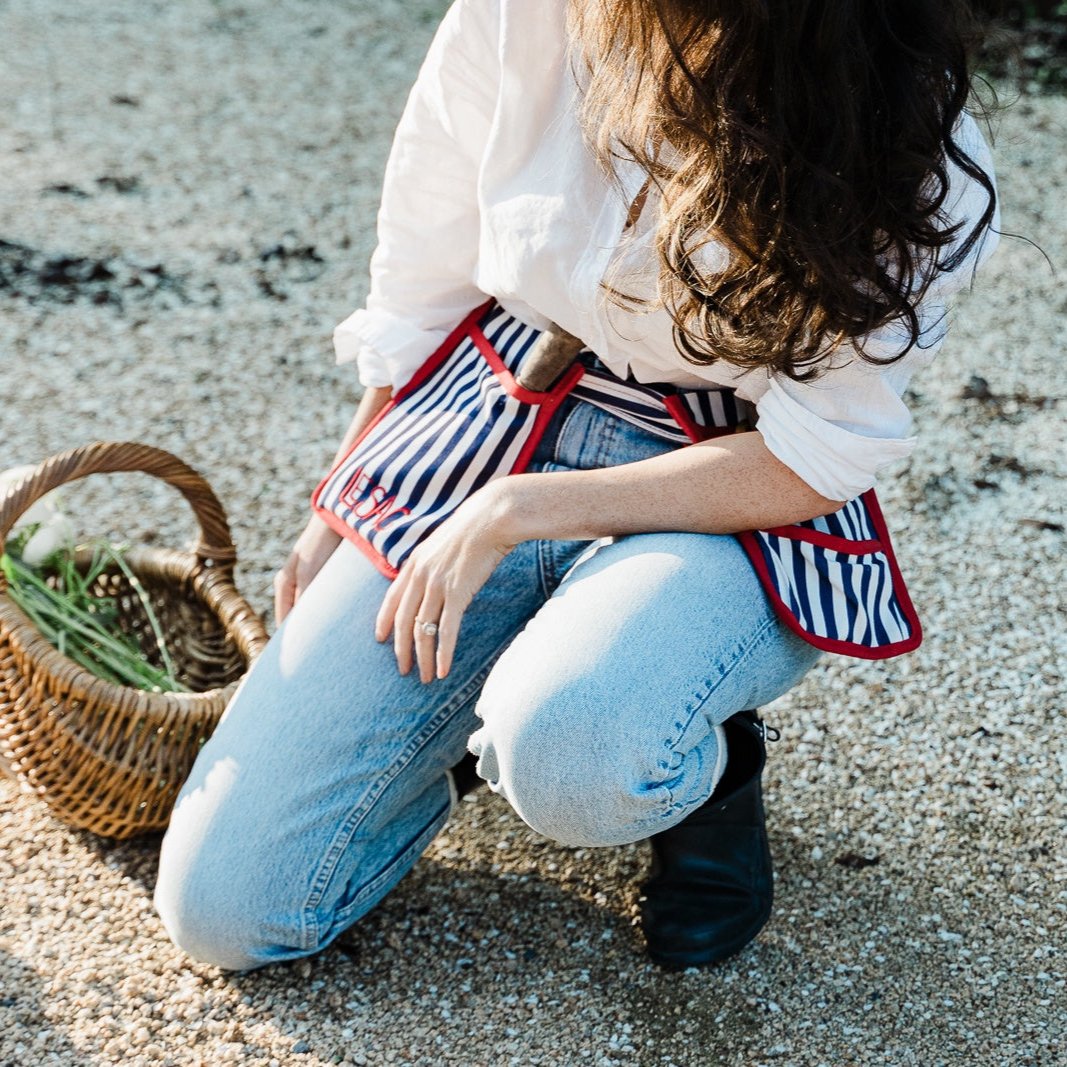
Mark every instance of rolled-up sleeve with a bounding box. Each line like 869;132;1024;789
756;351;923;503
333;0;500;391
756;109;1001;502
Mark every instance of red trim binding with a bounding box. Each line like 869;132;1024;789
468;319;584;405
660;391;922;659
309;297;586;581
510;361;587;470
394;297;497;403
309;297;496;579
310;297;497;507
662;394;747;443
312;298;923;658
314;504;401;580
756;524;883;555
854;487;923;651
735;527;921;659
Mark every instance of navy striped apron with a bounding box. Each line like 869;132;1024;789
311;298;922;659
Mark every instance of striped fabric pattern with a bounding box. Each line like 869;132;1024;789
476;303;758;444
312;298;921;659
314;306;571;577
742;513;916;655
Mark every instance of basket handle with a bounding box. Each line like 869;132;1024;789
0;441;239;584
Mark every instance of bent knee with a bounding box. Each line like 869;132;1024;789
471;661;732;846
469;702;671;849
154;836;308;972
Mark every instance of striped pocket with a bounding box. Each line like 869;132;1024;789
655;393;923;659
312;297;923;659
735;491;922;658
310;298;584;578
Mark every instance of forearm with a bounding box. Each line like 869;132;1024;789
494;431;843;543
328;386;393;468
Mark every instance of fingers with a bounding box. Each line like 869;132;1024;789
411;586;447;684
273;568;296;627
391;569;432;678
434;602;462;680
375;557;458;683
374;564;407;648
413;604;445;684
274;526;340;627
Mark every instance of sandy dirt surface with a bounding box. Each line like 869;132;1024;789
1;2;1064;1065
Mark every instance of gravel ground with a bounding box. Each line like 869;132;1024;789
1;2;1064;1065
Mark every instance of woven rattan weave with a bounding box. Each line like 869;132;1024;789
0;441;270;838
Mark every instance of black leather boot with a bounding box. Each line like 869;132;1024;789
638;709;779;970
449;751;483;801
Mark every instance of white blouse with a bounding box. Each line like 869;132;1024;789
332;0;1000;502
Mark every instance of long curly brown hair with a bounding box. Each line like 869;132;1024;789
564;0;999;381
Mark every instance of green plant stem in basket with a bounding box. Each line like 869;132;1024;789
95;540;181;684
1;540;189;693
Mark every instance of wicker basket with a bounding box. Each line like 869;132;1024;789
0;441;271;839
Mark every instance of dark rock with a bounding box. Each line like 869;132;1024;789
834;852;881;871
96;175;142;194
42;183;91;198
961;374;995;401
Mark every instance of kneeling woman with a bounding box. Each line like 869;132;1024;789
154;0;999;971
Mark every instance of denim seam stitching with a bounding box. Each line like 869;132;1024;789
300;622;532;948
327;795;452;938
325;655;496;932
301;668;486;947
536;536;555;601
540;400;612;596
594;414;619;467
655;612;778;820
551;400;585;464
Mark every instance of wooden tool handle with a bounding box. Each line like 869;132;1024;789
514;323;587;393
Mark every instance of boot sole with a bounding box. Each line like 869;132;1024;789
642;898;773;971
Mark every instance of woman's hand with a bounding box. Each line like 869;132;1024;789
375;482;520;684
275;385;393;626
273;515;343;626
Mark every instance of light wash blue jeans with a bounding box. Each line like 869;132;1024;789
154;395;821;971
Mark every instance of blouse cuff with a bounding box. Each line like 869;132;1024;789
333;307;449;392
332;333;391;389
756;379;917;502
